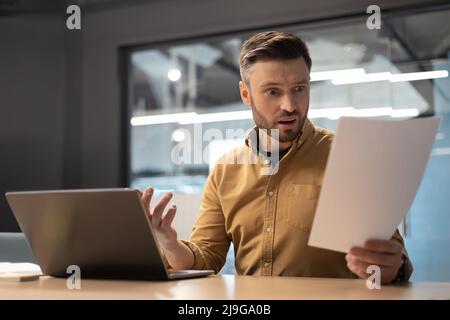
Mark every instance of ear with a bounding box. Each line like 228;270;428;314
239;81;252;108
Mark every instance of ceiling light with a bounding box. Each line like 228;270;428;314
171;129;186;142
310;68;365;82
332;70;449;85
130;112;196;126
390;70;449;82
168;69;181;82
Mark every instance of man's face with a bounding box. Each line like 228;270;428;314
239;57;310;145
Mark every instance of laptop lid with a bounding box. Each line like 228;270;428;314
5;188;173;280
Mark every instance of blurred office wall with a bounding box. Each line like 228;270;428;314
2;0;437;229
1;1;448;280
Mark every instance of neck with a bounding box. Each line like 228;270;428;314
256;128;295;152
279;141;293;150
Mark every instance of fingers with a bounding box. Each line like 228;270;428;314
346;256;397;284
142;187;154;215
152;192;173;226
161;205;177;230
349;247;401;268
346;255;372;279
364;239;402;255
346;254;388;279
346;248;402;284
139;189;176;232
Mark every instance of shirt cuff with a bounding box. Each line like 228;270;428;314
180;240;209;270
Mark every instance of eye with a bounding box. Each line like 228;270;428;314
294;85;306;92
266;88;279;96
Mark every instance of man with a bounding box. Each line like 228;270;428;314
138;31;413;284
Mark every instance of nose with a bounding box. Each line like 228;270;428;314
280;93;296;113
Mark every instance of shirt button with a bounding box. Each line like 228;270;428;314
264;262;270;267
266;227;271;233
268;191;274;196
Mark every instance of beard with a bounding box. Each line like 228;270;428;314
250;98;308;143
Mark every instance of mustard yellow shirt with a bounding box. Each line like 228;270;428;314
182;119;412;279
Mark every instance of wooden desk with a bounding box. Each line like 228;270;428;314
1;275;449;300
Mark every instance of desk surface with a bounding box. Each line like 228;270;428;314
1;275;450;300
0;275;450;300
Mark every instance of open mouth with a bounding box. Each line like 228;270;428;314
278;119;295;124
277;118;296;125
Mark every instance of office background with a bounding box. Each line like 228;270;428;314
0;0;449;282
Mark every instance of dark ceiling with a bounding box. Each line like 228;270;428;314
0;0;159;14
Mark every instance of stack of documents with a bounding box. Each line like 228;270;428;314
0;262;42;282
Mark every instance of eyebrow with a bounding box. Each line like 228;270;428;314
259;80;309;87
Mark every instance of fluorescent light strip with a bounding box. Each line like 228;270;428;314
310;68;365;82
332;72;391;85
332;70;449;85
178;110;252;124
389;108;420;118
131;111;252;126
308;107;353;119
130;112;197;125
390;70;449;82
131;107;419;126
309;107;419;119
432;148;450;156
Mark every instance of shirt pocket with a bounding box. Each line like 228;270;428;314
285;184;321;232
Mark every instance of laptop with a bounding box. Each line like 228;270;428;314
5;188;214;280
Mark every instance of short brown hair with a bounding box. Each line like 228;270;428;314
239;31;312;85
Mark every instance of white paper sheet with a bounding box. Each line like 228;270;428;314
308;116;441;253
0;262;42;275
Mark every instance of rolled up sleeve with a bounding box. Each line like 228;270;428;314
181;165;231;273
